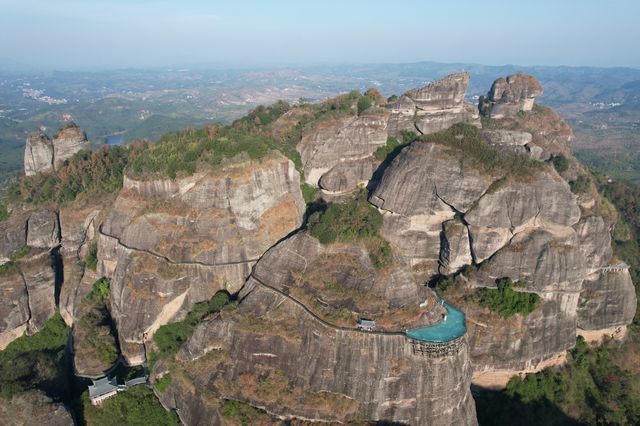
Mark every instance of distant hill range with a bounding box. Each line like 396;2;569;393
1;61;640;183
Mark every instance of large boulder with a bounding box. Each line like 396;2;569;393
387;72;480;137
24;132;54;176
480;73;543;119
0;390;73;426
52;123;90;169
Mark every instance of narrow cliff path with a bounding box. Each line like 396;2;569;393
99;226;260;268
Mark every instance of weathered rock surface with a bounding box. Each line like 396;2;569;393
318;157;378;193
0;250;56;349
26;210;60;249
440;218;472;275
297;112;388;187
24;132;54;176
0;213;28;264
480;73;543;119
464;290;579;372
577;269;637;330
0;390;74;426
157;279;477;425
387;72;480;137
98;153;305;363
370;141;494;279
465;172;581;263
52;124;90;169
574;215;613;269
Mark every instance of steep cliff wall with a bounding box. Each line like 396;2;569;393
156;279;477;425
98;152;305;363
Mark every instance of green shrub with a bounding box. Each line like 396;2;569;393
308;191;383;244
153;374;172;393
308;191;392;269
569;174;591;193
86;278;111;303
81;386;178;425
0;202;8;221
300;183;319;204
0;245;30;276
220;399;270;425
477;277;540;318
153;292;229;359
551;154;570;173
0;313;69;398
84;241;98;271
375;136;402;161
357;95;372;115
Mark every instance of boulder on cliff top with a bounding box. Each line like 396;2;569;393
53;123;90;169
24;132;54;176
480;73;543;119
387;72;480;137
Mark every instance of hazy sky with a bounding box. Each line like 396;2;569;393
1;0;639;70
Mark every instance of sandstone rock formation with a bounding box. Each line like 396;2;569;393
156;277;477;425
0;250;57;350
297;112;388;188
24;132;54;176
0;390;73;426
52;123;90;169
479;73;543;119
23;123;90;176
98;152;305;363
387;72;480;137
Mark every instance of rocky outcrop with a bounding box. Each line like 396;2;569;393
156;278;477;425
370;141;494;279
0;390;73;426
52;124;90;169
26;210;60;249
440;218;472;275
479;73;543;119
577;268;637;330
98;152;305;363
0;250;57;349
0;213;28;264
297;112;388;188
387;72;480;137
23;124;90;176
24;132;54;176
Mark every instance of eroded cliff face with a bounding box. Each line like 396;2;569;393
297;111;388;189
0;250;57;350
387;72;480;138
156;278;477;425
98;152;305;363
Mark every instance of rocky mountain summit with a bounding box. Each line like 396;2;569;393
0;72;636;425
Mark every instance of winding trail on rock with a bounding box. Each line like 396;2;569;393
99;226;260;267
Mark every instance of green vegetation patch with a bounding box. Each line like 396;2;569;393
85;278;111;303
374;136;402;161
551;154;570;173
569;174;591;194
84;242;98;272
0;201;8;222
219;399;272;426
476;277;540;318
81;386;178;426
308;191;392;269
476;337;640;425
152;291;230;360
8;145;130;206
300;182;319;205
0;313;69;399
421;123;543;179
0;245;31;276
153;373;172;393
127;126;278;179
